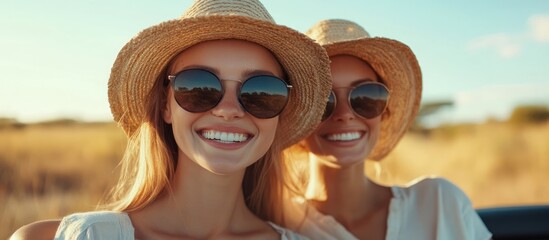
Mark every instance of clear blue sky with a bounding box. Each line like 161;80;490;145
1;0;548;124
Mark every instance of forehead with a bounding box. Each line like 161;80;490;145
168;39;284;78
329;55;378;88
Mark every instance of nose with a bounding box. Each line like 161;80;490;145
331;92;355;122
211;81;245;120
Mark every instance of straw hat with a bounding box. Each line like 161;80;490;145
306;19;422;160
108;0;332;149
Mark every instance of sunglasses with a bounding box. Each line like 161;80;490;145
167;68;292;119
322;82;390;121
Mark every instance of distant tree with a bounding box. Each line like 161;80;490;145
0;118;18;126
0;118;25;129
417;100;454;118
34;118;80;127
410;100;454;132
508;105;549;125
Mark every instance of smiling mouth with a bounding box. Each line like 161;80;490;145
200;130;250;143
324;131;363;142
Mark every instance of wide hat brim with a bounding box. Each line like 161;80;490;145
323;37;422;160
108;15;331;149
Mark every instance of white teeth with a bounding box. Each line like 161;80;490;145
201;130;248;143
220;132;227;141
326;132;361;141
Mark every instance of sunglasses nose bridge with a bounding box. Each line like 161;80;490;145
330;90;356;121
211;81;246;120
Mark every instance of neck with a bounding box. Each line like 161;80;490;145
134;154;259;238
305;154;375;225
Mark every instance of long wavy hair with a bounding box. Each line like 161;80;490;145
100;64;295;224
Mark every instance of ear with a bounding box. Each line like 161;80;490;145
163;91;173;124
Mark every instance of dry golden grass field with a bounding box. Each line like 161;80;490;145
1;120;548;239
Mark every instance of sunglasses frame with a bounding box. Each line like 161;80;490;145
167;68;293;119
323;81;390;121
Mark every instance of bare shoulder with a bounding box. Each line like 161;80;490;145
10;219;60;240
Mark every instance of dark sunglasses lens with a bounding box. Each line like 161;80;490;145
350;83;389;119
240;76;289;118
173;69;223;112
322;92;336;121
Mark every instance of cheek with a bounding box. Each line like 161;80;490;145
366;117;382;142
166;97;199;142
258;117;279;144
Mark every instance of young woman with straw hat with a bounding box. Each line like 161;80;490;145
11;0;331;239
284;19;492;239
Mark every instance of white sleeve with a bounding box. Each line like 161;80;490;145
54;211;134;240
418;177;493;240
461;199;493;240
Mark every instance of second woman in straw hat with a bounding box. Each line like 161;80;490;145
11;0;331;239
283;19;491;240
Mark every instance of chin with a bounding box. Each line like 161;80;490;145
331;142;375;164
313;152;363;169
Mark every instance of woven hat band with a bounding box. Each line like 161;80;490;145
306;19;371;45
182;0;274;23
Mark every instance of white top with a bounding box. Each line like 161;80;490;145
298;177;492;240
54;211;308;240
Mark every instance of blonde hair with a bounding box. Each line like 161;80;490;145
101;76;176;212
282;142;312;199
101;68;294;224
